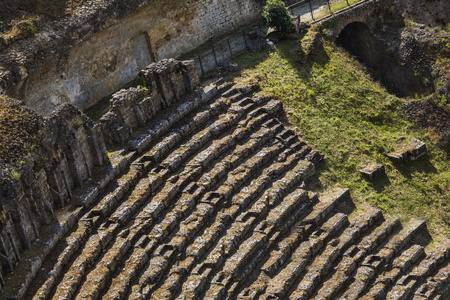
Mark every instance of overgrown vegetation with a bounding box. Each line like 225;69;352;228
231;31;450;238
0;15;40;47
0;0;85;51
262;0;294;37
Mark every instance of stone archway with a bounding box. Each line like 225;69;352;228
335;21;429;97
336;22;377;66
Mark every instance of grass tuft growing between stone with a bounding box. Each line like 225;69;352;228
231;33;450;238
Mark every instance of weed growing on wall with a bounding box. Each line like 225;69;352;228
0;0;86;51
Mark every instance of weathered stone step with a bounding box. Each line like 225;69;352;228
129;87;217;154
113;96;268;220
141;98;228;164
237;192;362;299
412;267;450;300
140;142;288;299
33;223;92;299
75;237;131;300
312;215;402;300
203;187;315;299
384;244;450;300
356;244;425;299
340;219;426;300
226;194;320;299
174;150;304;274
78;126;274;299
35;95;228;298
51;228;114;299
99;113;294;300
146;166;304;300
263;213;348;299
33;83;270;300
176;160;316;299
411;257;450;300
288;209;384;300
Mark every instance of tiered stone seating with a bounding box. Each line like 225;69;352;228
385;245;450;299
340;219;426;300
27;71;449;300
411;257;450;300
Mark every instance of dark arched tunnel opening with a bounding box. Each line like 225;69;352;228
336;22;431;98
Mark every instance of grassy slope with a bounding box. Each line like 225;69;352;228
231;35;450;238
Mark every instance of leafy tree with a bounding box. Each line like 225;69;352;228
262;0;294;35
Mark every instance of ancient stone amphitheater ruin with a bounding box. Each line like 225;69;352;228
0;0;449;299
0;58;446;299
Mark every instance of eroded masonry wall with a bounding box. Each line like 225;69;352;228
0;104;108;284
99;59;200;145
9;0;263;115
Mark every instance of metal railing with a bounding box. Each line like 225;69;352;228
185;0;365;76
287;0;364;23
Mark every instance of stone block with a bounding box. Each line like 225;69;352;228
140;59;199;106
359;162;385;181
387;138;427;165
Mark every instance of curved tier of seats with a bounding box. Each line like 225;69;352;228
28;79;449;300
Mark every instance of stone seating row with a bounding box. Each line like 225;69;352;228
137;142;297;299
29;78;450;300
33;80;255;299
118;148;308;300
38;81;300;300
144;152;312;300
175;166;318;299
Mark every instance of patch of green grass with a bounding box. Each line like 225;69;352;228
405;19;416;29
387;6;395;15
1;15;40;40
231;36;450;238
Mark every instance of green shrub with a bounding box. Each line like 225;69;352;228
262;0;293;36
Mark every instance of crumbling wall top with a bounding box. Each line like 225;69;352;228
0;0;152;92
